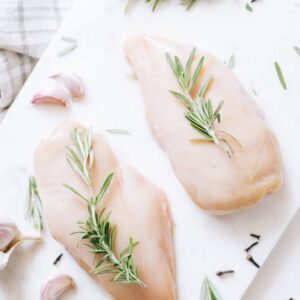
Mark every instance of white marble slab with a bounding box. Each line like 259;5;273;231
0;0;300;299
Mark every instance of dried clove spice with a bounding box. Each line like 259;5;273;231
246;255;260;269
244;241;259;253
216;270;234;277
53;253;63;265
250;233;261;240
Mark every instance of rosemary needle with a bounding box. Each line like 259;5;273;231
106;129;130;135
200;277;222;300
245;3;253;12
294;46;300;56
274;62;287;90
57;44;77;57
64;127;145;287
228;55;235;69
166;48;241;157
61;36;77;43
26;176;44;232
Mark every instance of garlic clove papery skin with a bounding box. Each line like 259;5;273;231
50;72;85;100
0;216;42;271
0;216;20;252
32;79;71;106
40;275;75;300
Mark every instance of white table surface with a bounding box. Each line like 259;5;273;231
244;209;300;299
1;0;300;299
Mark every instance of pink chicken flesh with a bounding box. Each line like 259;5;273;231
34;122;177;300
124;35;282;214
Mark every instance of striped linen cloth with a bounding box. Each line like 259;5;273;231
0;0;74;113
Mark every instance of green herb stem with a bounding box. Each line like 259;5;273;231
166;48;240;157
64;127;145;287
126;0;199;12
26;176;43;232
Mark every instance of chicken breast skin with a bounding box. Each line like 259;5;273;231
34;122;177;300
124;35;282;214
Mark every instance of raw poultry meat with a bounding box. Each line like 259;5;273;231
34;122;176;300
124;35;282;214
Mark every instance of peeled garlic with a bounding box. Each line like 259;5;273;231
32;79;70;106
50;72;85;100
0;216;41;271
40;275;75;300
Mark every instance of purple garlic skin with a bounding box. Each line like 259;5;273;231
0;217;20;252
51;72;85;100
0;216;42;271
32;72;85;107
32;79;70;107
40;275;75;300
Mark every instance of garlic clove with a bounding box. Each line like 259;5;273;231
40;275;75;300
0;216;20;252
0;240;22;271
32;79;70;106
0;216;42;271
50;72;85;100
0;235;41;271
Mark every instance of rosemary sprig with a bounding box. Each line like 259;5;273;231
26;176;43;232
64;127;145;287
166;48;240;157
180;0;198;10
126;0;199;12
200;277;222;300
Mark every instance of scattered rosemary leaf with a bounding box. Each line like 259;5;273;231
245;3;253;12
57;44;77;57
252;89;257;96
26;176;44;232
106;129;130;135
228;55;235;69
294;46;300;56
61;36;77;43
200;277;222;300
274;62;287;90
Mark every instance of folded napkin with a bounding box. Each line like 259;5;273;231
0;0;74;111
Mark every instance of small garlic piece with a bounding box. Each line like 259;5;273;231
50;72;85;100
0;216;20;252
32;79;70;106
40;275;75;300
0;216;41;271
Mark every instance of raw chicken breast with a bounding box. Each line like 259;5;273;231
34;122;176;300
124;35;282;214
